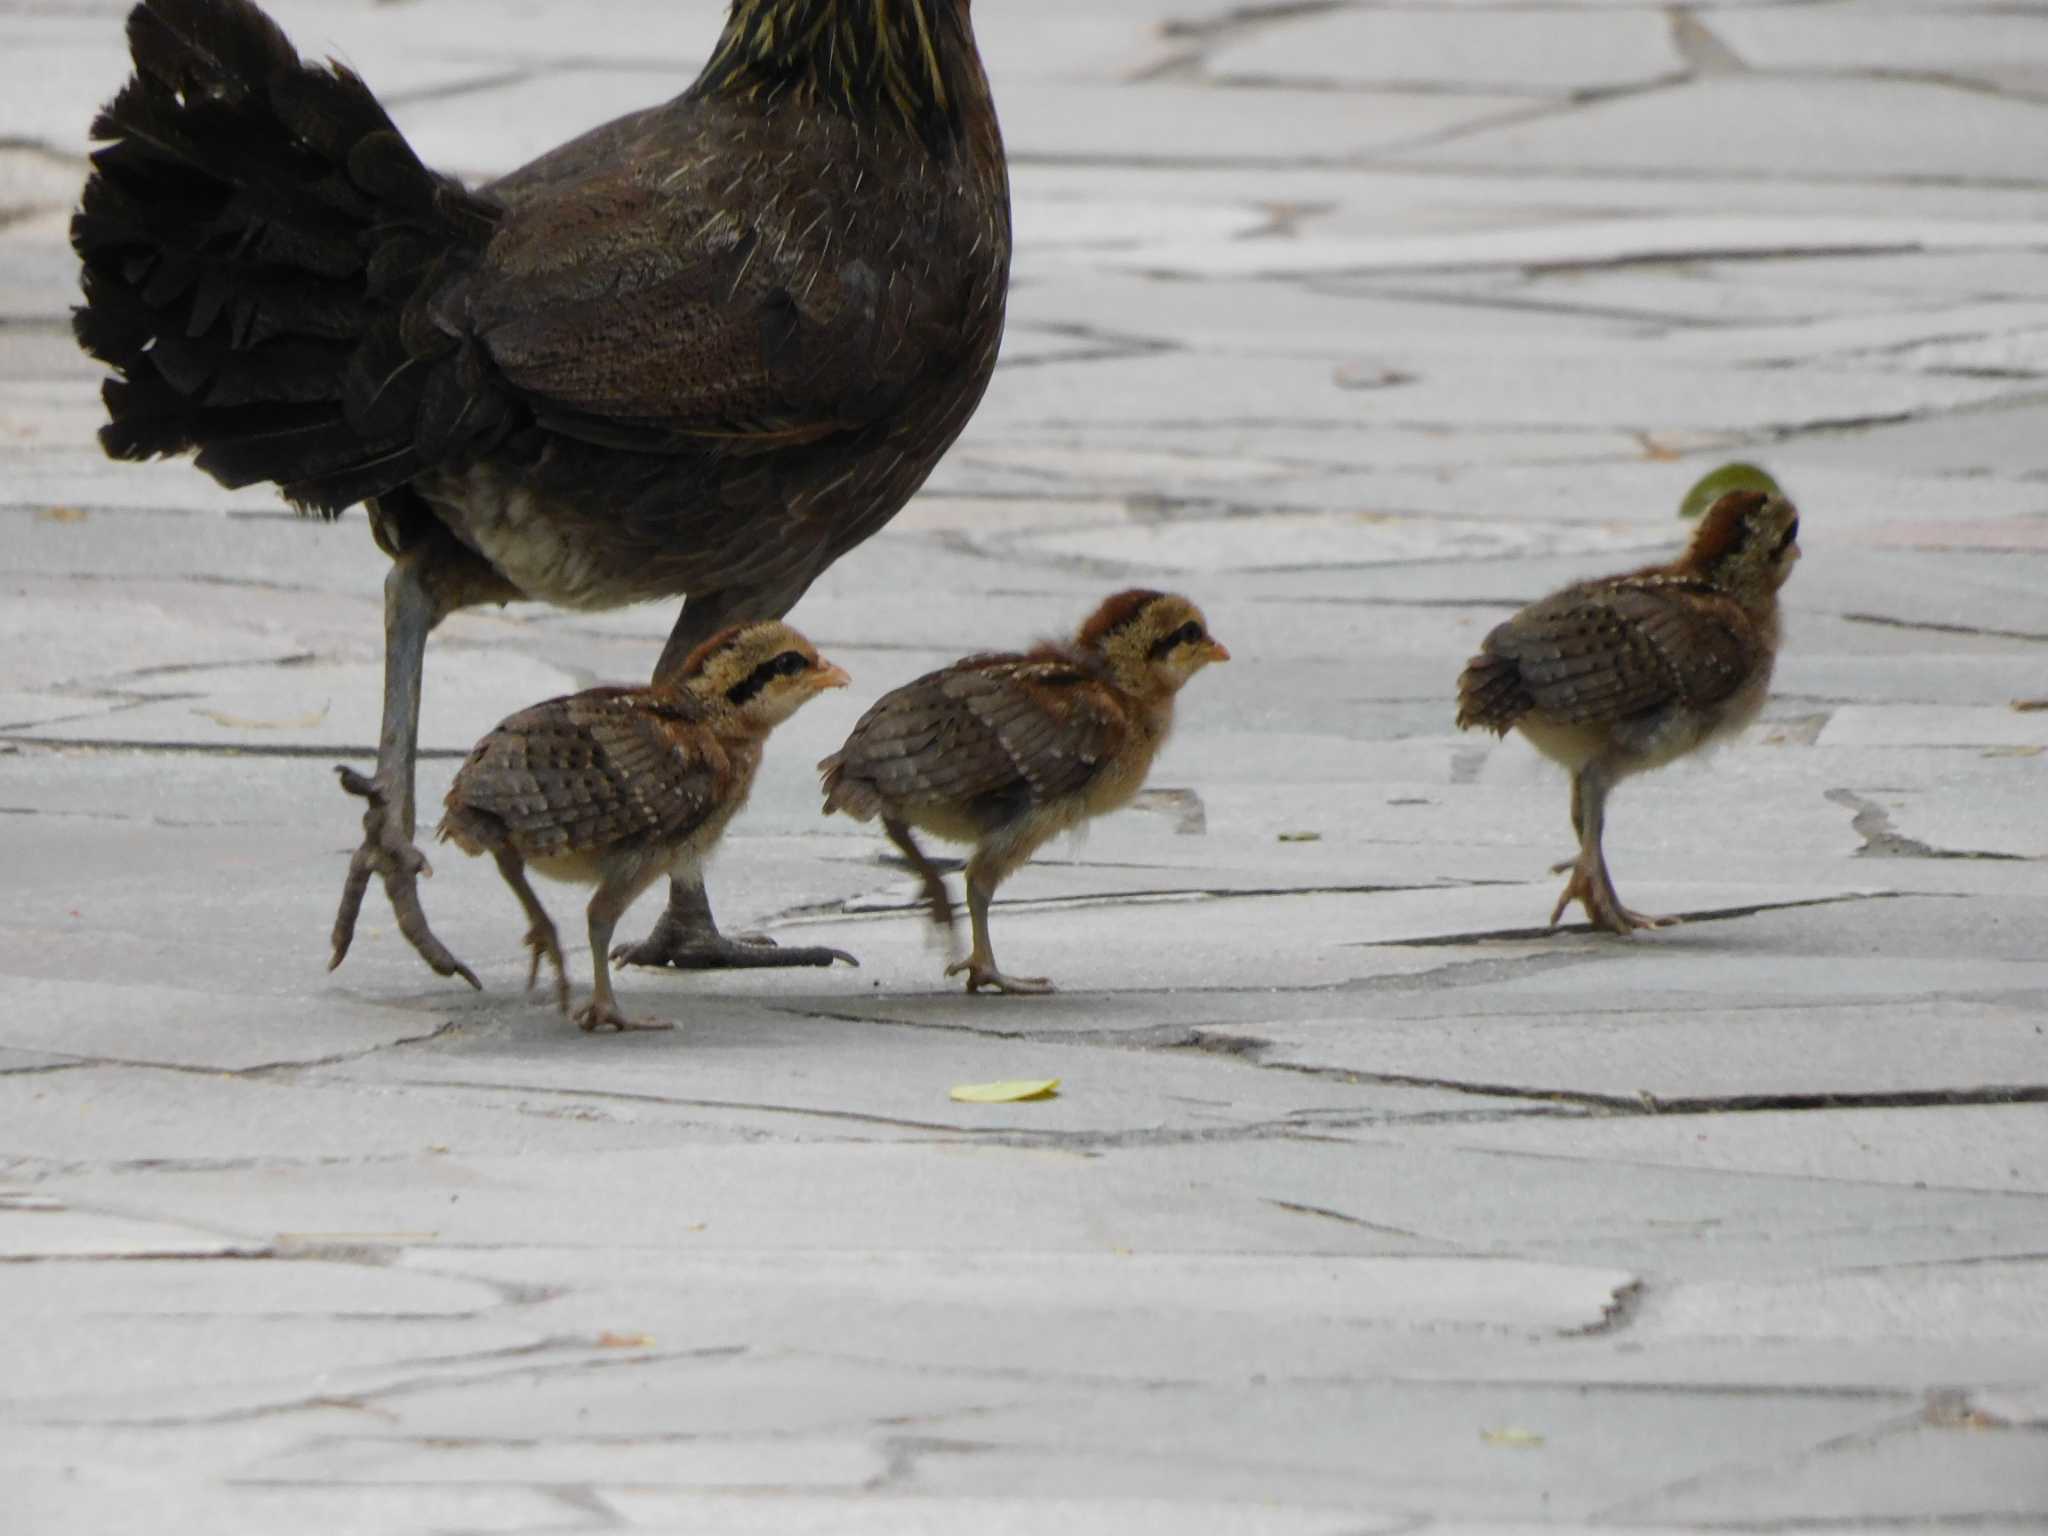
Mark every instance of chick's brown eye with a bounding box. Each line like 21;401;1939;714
1177;621;1204;646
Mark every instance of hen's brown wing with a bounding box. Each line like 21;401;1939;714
445;688;726;860
821;653;1130;832
1458;580;1761;733
452;101;970;455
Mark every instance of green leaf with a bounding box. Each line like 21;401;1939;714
1679;461;1784;520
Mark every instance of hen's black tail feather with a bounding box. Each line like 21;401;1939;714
72;0;515;515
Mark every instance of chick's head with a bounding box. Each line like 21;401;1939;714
1685;491;1801;604
1077;589;1230;695
683;621;850;730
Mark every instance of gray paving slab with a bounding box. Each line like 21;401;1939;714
1206;9;1682;96
6;0;2048;1527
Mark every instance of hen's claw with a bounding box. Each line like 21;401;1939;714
613;908;856;971
329;766;480;989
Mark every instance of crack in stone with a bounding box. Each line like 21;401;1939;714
381;1077;972;1136
1353;890;1906;947
1265;1198;1445;1244
772;877;1502;928
0;735;469;761
1263;1059;2048;1119
1567;1275;1646;1339
14;1021;468;1084
46;1340;750;1430
1843;612;2048;645
1593;1401;1934;1526
0;1247;274;1267
1826;788;2026;861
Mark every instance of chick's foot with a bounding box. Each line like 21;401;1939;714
575;1000;675;1034
524;922;569;1015
1548;859;1676;936
947;957;1056;996
330;767;480;988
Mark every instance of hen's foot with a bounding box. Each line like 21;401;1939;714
612;909;856;971
1548;862;1677;935
574;999;675;1034
523;922;569;1016
946;957;1055;996
329;767;480;988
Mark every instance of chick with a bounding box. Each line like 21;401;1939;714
820;591;1229;993
439;623;848;1032
1456;490;1801;933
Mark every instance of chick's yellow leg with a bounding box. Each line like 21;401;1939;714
946;852;1053;996
885;818;957;935
490;849;569;1016
1551;764;1677;935
578;869;676;1035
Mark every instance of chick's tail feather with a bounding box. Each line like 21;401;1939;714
72;0;513;515
1454;652;1530;736
818;754;880;821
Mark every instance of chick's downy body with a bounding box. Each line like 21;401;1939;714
821;591;1229;993
441;623;849;1033
1457;490;1801;933
74;0;1008;988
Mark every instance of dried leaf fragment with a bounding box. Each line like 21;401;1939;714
196;704;330;730
1482;1426;1546;1449
597;1332;655;1349
2012;698;2048;713
950;1078;1060;1104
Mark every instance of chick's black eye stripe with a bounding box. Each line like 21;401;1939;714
729;652;806;705
1149;620;1205;659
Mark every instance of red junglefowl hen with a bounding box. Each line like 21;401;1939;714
820;591;1230;994
72;0;1009;988
1456;490;1801;934
439;623;848;1033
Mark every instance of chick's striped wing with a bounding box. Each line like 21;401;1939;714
1461;581;1762;731
448;689;724;859
826;655;1129;830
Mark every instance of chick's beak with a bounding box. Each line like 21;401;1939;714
813;660;852;690
1203;639;1232;664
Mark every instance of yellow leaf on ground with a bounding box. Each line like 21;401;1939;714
949;1079;1060;1104
196;704;330;730
1482;1427;1546;1448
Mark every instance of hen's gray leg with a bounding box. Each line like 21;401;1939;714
331;550;479;988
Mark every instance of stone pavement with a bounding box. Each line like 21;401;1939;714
4;0;2048;1529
